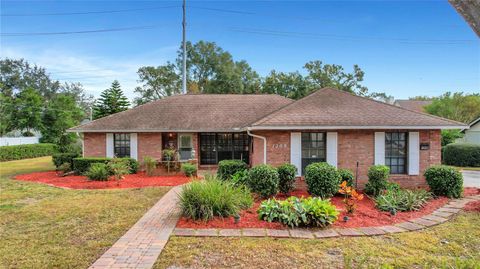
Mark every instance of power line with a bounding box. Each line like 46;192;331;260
1;5;179;16
1;25;160;36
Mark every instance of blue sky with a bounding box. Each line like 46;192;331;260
1;0;479;100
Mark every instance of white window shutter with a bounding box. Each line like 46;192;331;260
408;132;420;175
106;133;114;158
130;133;138;160
326;132;338;168
374;132;385;165
290;132;301;176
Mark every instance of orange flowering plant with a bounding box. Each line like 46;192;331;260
338;181;364;214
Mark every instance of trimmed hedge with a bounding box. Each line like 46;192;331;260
217;160;248;180
72;157;138;175
364;165;390;197
443;143;480;167
305;162;341;198
338;168;355;187
0;143;57;162
248;164;279;198
52;153;80;168
424;165;463;198
277;163;297;194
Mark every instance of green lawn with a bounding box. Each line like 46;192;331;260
0;157;170;268
156;214;480;269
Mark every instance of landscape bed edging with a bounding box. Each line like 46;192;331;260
173;195;480;239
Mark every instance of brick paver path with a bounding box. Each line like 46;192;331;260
89;186;182;269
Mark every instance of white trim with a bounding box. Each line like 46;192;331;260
247;130;267;164
249;125;466;130
290;132;302;176
130;133;138;160
326;132;338;168
374;132;385;165
106;133;114;158
408;132;420;175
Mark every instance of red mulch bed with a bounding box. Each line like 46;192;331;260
464;200;480;212
14;171;191;189
464;187;480;197
177;189;451;229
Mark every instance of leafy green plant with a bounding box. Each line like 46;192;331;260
257;196;339;228
86;163;109;181
108;158;130;183
304;162;341;198
364;165;390;197
230;170;249;187
58;162;72;173
443;143;480;167
424;165;463;198
375;189;432;212
0;143;57;162
52;152;79;168
217;159;248;180
277;163;297;194
142;156;157;176
181;162;197;177
179;177;253;221
338;168;354;187
72;157;138;175
248;164;279;198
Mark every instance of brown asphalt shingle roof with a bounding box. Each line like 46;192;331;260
69;94;293;132
394;100;432;113
251;88;466;129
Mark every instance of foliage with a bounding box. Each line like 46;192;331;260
108;158;130;182
443;143;480;167
179;177;253;221
58;162;72;173
162;148;177;161
375;189;432;212
248;164;279;198
143;156;157;176
441;129;464;146
262;70;312;99
424;92;480;124
424;165;464;198
257;196;339;228
85;163;109;181
0;143;57;161
133;63;181;105
364;165;390;197
181;162;197;177
304;162;341;198
52;152;79;168
277;163;297;194
72;157;138;175
338;168;355;187
92;80;130;119
338;181;364;214
230;170;249;187
217;159;248;181
11;87;43;134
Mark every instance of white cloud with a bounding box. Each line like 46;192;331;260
1;45;178;99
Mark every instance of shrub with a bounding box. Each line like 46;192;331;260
58;162;72;173
364;165;390;197
338;181;364;214
277;163;297;194
375;189;432;212
248;164;279;198
0;143;57;162
424;165;464;198
143;156;157;176
52;152;79;168
73;157;138;175
443;143;480;167
108;158;130;182
304;162;341;198
86;163;109;181
181;163;197;177
179;177;253;221
217;160;248;180
257;196;339;228
338;168;355;187
230;170;249;187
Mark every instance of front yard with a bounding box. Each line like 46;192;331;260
0;157;170;268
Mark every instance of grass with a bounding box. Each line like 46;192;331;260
156;213;480;268
0;156;171;268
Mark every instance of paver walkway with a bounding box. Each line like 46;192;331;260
89;186;182;269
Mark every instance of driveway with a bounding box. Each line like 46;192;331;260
462;171;480;187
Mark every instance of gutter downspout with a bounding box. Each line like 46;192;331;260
247;129;267;164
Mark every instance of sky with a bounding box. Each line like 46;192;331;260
1;0;479;101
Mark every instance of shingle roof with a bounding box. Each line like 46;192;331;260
69;94;293;132
394;100;432;113
251;88;466;129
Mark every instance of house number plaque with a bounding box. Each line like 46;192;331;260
420;143;430;150
272;143;287;149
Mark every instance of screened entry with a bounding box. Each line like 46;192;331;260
199;133;250;165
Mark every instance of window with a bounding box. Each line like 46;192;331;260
385;132;408;174
301;132;326;175
114;133;130;158
199;133;250;165
178;134;193;160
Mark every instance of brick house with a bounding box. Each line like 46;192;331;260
69;88;467;188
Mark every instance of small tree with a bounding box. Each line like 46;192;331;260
11;88;43;135
93;80;130;119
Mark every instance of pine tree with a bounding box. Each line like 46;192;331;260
93;80;130;119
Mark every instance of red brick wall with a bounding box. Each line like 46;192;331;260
83;132;106;157
250;131;290;167
138;133;162;162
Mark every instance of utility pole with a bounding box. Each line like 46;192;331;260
182;0;187;94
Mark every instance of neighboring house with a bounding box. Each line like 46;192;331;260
460;117;480;144
69;88;467;188
394;100;432;113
